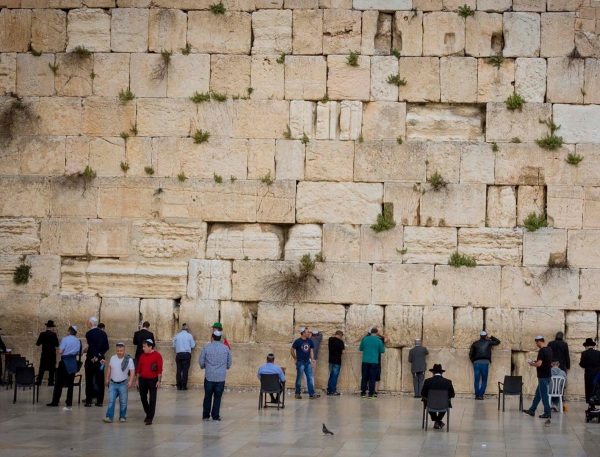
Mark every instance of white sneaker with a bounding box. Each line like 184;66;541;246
63;407;72;411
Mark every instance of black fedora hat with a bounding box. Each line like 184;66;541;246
429;363;445;373
45;320;56;327
583;338;597;347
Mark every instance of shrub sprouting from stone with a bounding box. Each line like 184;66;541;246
523;212;548;232
371;203;396;233
210;2;226;14
428;171;447;191
458;5;475;18
264;253;320;302
506;92;525;111
448;252;477;268
566;152;583;165
13;264;31;285
536;120;563;150
346;51;360;67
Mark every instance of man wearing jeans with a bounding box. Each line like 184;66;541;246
327;330;345;395
524;335;553;419
199;330;232;421
291;327;320;399
469;331;500;400
103;342;135;423
359;328;385;398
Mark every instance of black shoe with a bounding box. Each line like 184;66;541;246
213;417;221;421
84;403;92;407
433;422;441;429
438;421;445;429
331;392;341;396
177;386;182;391
145;420;152;425
539;414;551;419
203;417;210;421
523;409;534;417
95;403;103;407
182;386;188;390
46;403;58;407
373;392;378;398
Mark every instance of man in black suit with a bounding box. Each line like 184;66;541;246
421;363;455;430
580;338;600;409
548;332;570;373
133;321;154;368
36;320;59;386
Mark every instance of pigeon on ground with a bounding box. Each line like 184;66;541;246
322;423;334;435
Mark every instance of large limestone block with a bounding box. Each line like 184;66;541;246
284;224;322;260
422;12;465;56
0;255;60;295
275;139;305;180
503;12;541;57
250;56;284;100
434;265;501;307
191;101;234;140
137;98;194;136
398;57;440;102
513;0;546;11
515;58;546;103
16;54;54;96
322;9;362;54
521;308;565;346
494;144;542;185
360;224;403;262
327;55;371;101
354;141;426;182
477;58;515;102
88;219;129;258
485;307;523;350
294;303;345;337
547;185;583;229
148;8;187;53
486;103;552;143
289;100;316;139
82;98;136;137
547;0;584;11
580;269;600;311
465;12;503;57
129;53;167;98
66;9;111;52
584;187;600;229
292;9;323;55
232;100;289;139
0;54;16;96
440;57;477;102
406;104;485;141
547;57;584;104
353;0;411;8
575;31;600;59
96;179;154;219
187;259;232;300
426;142;461;185
486;186;516;228
188;12;251;54
360;11;393;56
459;143;495;184
383;183;421;226
568;230;600;269
392;11;423;57
252;10;292;54
517;187;544;230
385;305;423;348
345;304;383;344
167;54;210;98
89;138;124;177
0;9;31;52
553;104;600;144
17;136;66;176
322;224;360;262
32;98;83;136
305;140;354;181
296;182;382;224
111;8;148;52
314;100;363;140
40;218;88;256
459;228;523;266
403;227;457;264
50;179;97;219
130;220;206;260
61;259;188;299
372;263;434;305
423;305;453;347
100;297;140;339
31;9;67;53
565;311;597;348
377;347;403;392
285;56;327;100
370;56;398;101
0;177;51;218
92;53;130;97
220;301;255;343
0;219;39;255
362;102;406;140
477;0;512;12
140;298;177;341
523;228;568;267
206;224;283;260
256;302;294;343
501;267;579;309
584;58;600;105
453;306;483;349
420;184;487;228
178;299;219;345
541;13;575;57
38;294;101;335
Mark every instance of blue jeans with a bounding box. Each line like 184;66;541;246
327;364;341;394
529;377;551;416
295;361;314;396
106;380;129;420
203;380;225;420
473;362;489;397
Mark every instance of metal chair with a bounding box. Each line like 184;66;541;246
258;374;284;410
497;375;523;411
13;366;38;404
422;389;450;432
548;376;566;414
5;356;27;390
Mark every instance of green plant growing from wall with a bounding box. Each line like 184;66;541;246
428;171;447;191
13;263;31;285
230;175;237;182
210;2;226;14
566;152;584;165
276;53;286;64
48;63;59;74
151;50;172;81
320;94;329;104
485;53;505;68
130;124;138;136
523;212;548;232
60;166;97;193
118;88;135;104
30;47;42;57
190;91;211;103
120;132;129;140
391;48;401;59
358;133;364;143
181;43;191;55
301;133;309;144
0;97;37;142
315;251;325;262
178;171;187;182
448;252;477;267
491;142;499;152
213;172;223;183
397;136;403;145
120;162;130;174
210;91;227;102
511;137;521;143
264;253;320;302
346;51;360;67
387;74;407;86
536;120;563;150
506;92;525;111
458;5;475;17
283;124;292;139
371;203;396;233
547;253;568;269
144;166;155;175
72;45;92;58
260;171;273;185
193;129;210;144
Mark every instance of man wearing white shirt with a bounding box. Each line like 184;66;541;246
173;323;196;391
103;342;135;423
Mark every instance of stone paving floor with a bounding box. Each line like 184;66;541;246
1;385;600;457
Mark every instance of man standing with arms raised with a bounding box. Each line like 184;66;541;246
469;330;500;400
359;328;385;399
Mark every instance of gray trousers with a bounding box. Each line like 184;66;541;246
413;371;425;397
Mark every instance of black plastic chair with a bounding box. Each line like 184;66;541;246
422;389;450;432
258;374;284;410
71;373;83;404
498;375;523;411
13;366;38;404
5;356;27;390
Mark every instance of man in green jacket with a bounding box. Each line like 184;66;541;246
359;328;385;398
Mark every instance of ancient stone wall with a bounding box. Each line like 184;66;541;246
0;0;599;397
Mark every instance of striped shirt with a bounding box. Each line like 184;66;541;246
199;341;232;382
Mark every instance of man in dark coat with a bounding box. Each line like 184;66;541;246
0;327;7;385
421;364;455;430
84;316;109;407
36;320;59;386
579;338;600;409
408;338;429;398
469;331;501;399
548;332;570;372
133;321;154;368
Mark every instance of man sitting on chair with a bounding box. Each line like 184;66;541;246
421;363;455;430
257;353;286;403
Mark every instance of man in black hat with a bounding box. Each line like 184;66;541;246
421;364;455;430
579;337;600;409
36;320;59;386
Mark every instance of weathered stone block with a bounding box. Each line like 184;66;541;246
553;104;600;144
285;56;327;100
523;228;568;267
392;11;423;57
130;53;167;98
407;104;485;141
501;267;579;309
88;138;124;177
547;57;584;104
256;302;295;343
460;143;495;184
477;0;512;12
250;55;284;100
327;55;371;101
247;138;275;180
31;9;66;53
0;177;51;218
289;100;315;139
50;179;97;218
178;299;219;345
40;218;88;256
0;255;60;296
485;307;523;350
514;58;546;103
0;219;39;255
360;11;392;56
421;184;487;227
353;0;411;8
345;304;383;344
232;100;289;139
322;9;362;54
403;227;457;264
503;12;541;57
188;12;251;54
294;303;345;338
100;297;140;339
16;54;54;96
440;57;477;102
385;305;422;348
360;224;402;262
513;0;545;11
370;56;398;101
111;8;148;52
355;141;426;182
88;219;129;258
465;12;503;57
453;306;484;349
565;311;597;347
422;12;465;56
167;54;210;98
486;103;552;143
305;140;354;181
0;9;31;52
92;53;130;97
477;58;515;102
207;224;282;260
426;142;461;184
434;265;501;307
18;137;66;176
275;139;305;180
362;102;406;140
547;0;585;11
459;228;523;266
220;301;254;343
423;305;453;347
140;298;177;341
284;224;322;260
137;98;194;137
38;294;101;337
580;269;600;311
494;144;541;186
0;54;16;96
322;224;360;262
541;13;575;57
96;179;154;219
187;259;232;300
568;230;600;269
82;98;136;137
66;9;111;52
148;8;187;53
487;186;516;228
252;10;292;54
314;100;363;140
547;185;583;229
398;57;440;102
292;9;323;55
372;263;434;305
521;308;565;346
584;187;600;229
129;220;206;260
584;58;600;105
383;183;421;226
54;54;93;97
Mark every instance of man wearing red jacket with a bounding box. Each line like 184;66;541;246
136;339;163;425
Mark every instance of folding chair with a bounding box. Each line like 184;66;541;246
497;375;523;411
13;366;38;404
422;389;450;432
258;374;284;410
548;376;566;414
5;356;27;390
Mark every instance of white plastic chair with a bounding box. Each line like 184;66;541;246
548;376;566;413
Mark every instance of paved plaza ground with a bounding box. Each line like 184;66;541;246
1;386;600;457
